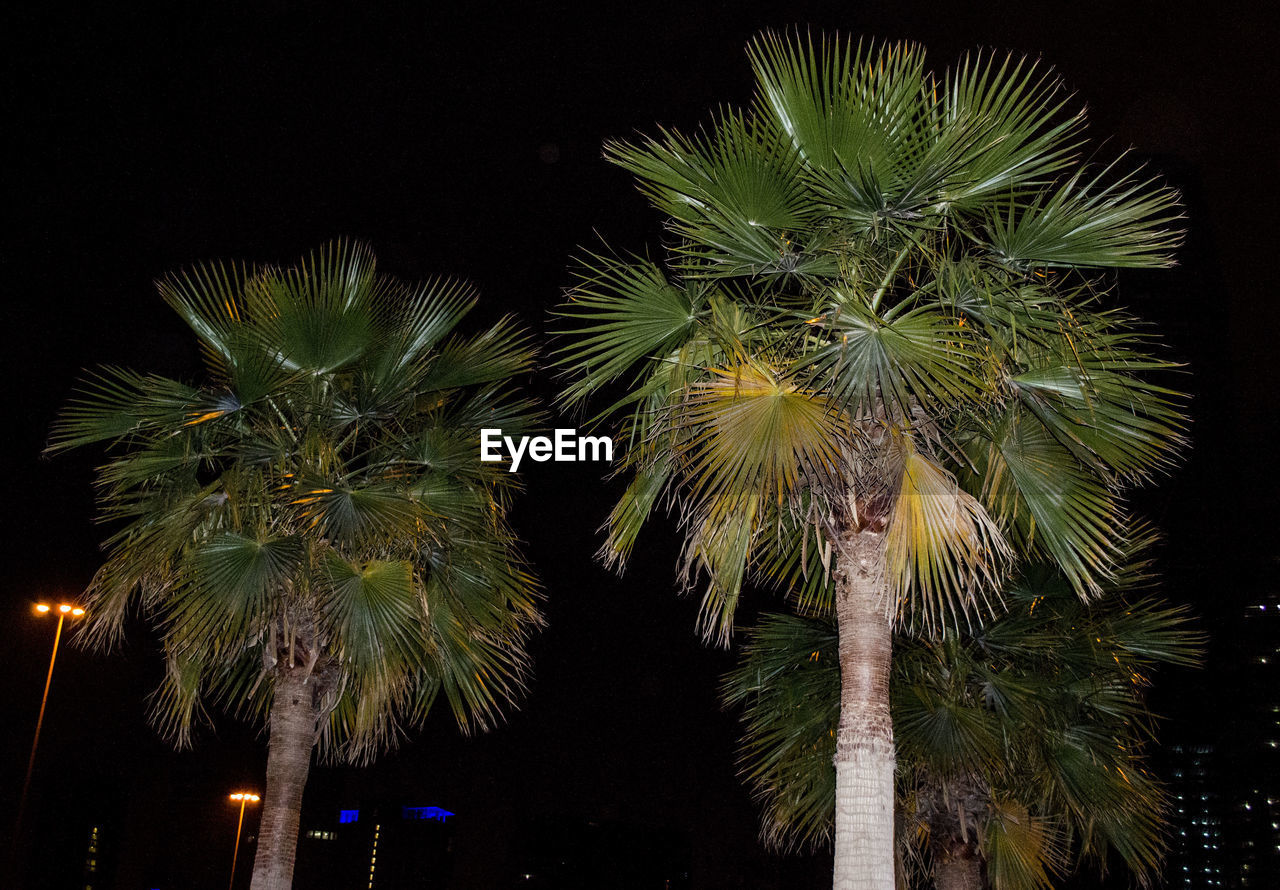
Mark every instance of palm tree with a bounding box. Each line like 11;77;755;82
723;553;1200;889
555;32;1185;889
47;241;543;890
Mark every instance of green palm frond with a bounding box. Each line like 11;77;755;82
748;32;932;222
291;479;425;548
795;299;985;422
424;553;538;733
600;458;672;570
721;611;840;851
983;159;1183;269
156;259;256;372
939;51;1084;208
553;252;707;408
166;533;304;657
374;275;480;369
1006;306;1188;483
321;554;425;676
607;112;831;278
962;406;1124;596
47;369;205;451
422;315;537;391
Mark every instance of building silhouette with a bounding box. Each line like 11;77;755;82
294;802;456;889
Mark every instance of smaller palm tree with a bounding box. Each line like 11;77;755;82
48;242;543;890
723;544;1199;890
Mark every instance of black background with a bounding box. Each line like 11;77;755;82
4;1;1276;887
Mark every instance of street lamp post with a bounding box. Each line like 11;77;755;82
13;603;85;853
227;792;260;890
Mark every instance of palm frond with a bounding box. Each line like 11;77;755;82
940;51;1083;209
422;316;537;392
984;159;1183;269
46;369;205;452
885;447;1010;632
748;32;932;222
796;300;984;422
166;533;302;657
722;611;840;851
607;112;832;278
983;798;1062;890
962;408;1122;597
553;253;706;407
321;554;425;679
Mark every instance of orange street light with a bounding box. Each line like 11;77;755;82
14;603;86;849
227;792;261;890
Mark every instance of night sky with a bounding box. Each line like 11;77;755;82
4;2;1276;888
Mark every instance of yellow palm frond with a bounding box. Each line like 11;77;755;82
885;444;1011;632
675;359;851;512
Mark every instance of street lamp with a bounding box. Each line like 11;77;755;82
227;792;260;890
14;602;86;846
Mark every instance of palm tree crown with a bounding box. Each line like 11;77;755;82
558;33;1184;630
555;32;1187;890
49;241;542;888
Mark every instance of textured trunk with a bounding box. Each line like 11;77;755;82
249;665;318;890
935;853;982;890
832;528;895;890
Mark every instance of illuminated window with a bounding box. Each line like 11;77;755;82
339;809;359;824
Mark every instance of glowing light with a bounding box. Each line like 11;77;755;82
58;605;72;613
35;604;50;613
72;608;85;616
401;805;454;822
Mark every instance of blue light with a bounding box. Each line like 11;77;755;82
339;809;359;824
402;806;454;822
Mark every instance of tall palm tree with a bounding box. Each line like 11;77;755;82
555;32;1185;889
723;554;1200;890
47;241;543;890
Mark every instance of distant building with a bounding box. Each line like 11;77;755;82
1231;581;1280;887
1164;573;1280;889
293;801;456;889
82;824;102;890
1166;743;1229;888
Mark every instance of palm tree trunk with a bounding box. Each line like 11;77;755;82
832;528;895;890
934;853;982;890
249;665;318;890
